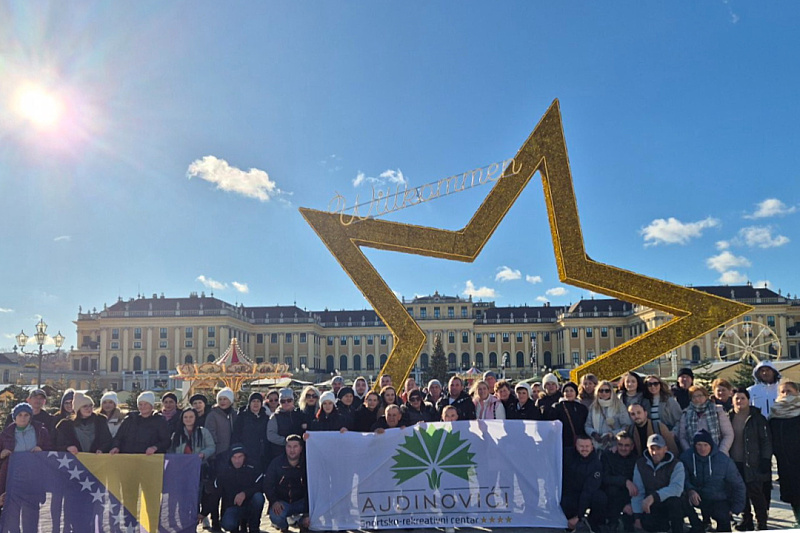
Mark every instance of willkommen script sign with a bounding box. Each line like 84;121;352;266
305;420;567;531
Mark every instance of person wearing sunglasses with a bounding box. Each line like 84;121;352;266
642;375;683;431
586;380;631;451
267;388;307;463
263;389;280;417
401;389;437;425
298;386;320;419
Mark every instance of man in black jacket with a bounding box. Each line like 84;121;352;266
436;377;476;420
671;368;694;411
4;389;53;433
561;435;605;532
602;431;639;533
217;443;265;533
265;435;310;532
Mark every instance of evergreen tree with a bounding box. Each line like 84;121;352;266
0;385;31;423
730;356;756;390
423;335;448;387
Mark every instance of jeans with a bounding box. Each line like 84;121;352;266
220;492;265;533
268;498;308;530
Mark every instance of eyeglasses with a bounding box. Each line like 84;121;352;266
598;389;612;393
410;396;421;401
280;399;294;404
646;382;661;388
306;394;318;399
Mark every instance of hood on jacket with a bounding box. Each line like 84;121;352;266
643;449;676;470
752;360;781;384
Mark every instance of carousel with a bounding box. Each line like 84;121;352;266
175;338;291;394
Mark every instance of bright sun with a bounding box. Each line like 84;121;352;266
14;85;63;129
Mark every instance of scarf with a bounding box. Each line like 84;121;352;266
686;400;721;446
476;396;500;419
769;394;800;419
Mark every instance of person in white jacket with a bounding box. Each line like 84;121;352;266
748;360;781;418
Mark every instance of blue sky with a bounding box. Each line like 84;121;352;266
1;2;799;351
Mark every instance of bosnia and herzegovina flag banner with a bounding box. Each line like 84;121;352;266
0;452;201;533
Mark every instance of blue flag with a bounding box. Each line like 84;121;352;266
0;452;200;533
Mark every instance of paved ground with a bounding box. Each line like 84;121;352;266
244;468;798;533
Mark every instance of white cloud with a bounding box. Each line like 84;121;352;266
392;290;403;300
187;155;289;203
535;296;549;303
4;333;16;340
706;251;751;273
545;287;568;297
0;308;13;313
232;281;249;294
715;240;730;251
640;217;719;246
196;275;227;290
495;266;521;282
526;275;543;284
719;270;748;284
352;168;409;188
754;280;771;288
53;235;71;242
462;280;497;299
738;226;790;248
744;198;796;219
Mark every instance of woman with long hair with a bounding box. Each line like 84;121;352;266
471;380;506;420
378;386;400;418
552;382;589;449
585;380;630;451
676;385;733;454
642;375;683;430
169;407;215;459
96;391;124;438
769;379;800;527
353;391;381;432
617;372;651;412
298;386;320;418
578;374;598;409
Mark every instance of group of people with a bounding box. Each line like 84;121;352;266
0;360;798;533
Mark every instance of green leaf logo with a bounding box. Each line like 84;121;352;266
390;425;477;489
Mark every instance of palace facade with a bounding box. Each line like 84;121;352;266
71;284;800;391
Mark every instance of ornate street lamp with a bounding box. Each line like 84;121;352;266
16;318;65;387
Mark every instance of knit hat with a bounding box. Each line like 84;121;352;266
515;382;532;397
427;379;441;389
542;373;559;387
72;391;94;412
646;433;667;448
562;381;579;395
229;443;246;456
248;392;264;404
337;386;354;400
279;388;294;400
189;393;208;406
693;429;714;447
678;367;694;379
216;387;235;404
161;392;178;404
483;371;498;380
319;391;336;405
332;375;344;385
100;391;119;406
137;391;156;407
12;402;33;419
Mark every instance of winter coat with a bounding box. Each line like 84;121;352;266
507;399;541;420
649;396;684;430
0;421;51;495
769;411;800;505
307;410;346;432
205;406;237;458
586;403;631;451
436;392;476;421
169;426;216;460
474;395;506;420
353;405;379;433
536;391;562;417
631;451;685;513
233;406;270;470
264;454;308;508
671;385;691;411
561;447;603;518
629;420;679;457
748;361;781;418
552;400;589;448
267;409;307;460
111;412;171;454
4;409;54;434
335;401;356;430
370;417;403;432
55;413;113;453
676;404;734;455
99;408;124;438
728;406;772;483
680;444;746;513
215;458;264;510
401;401;437;425
620;391;651;414
601;449;637;492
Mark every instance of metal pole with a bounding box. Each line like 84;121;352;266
37;343;43;387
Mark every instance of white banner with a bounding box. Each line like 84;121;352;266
306;420;567;531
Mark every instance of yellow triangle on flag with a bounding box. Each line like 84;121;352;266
78;453;164;533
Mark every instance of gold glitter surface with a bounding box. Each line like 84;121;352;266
300;100;753;387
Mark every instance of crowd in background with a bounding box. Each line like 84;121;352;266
0;359;798;533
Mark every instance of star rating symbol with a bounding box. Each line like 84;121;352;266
481;517;487;524
301;100;752;384
488;516;495;524
56;455;73;469
505;516;512;523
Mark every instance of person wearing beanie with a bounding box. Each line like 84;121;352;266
201;387;238;530
109;390;170;455
189;393;210;427
4;389;54;434
537;373;562;416
675;385;734;456
402;388;437;425
55;392;113;454
424;379;444;406
159;391;180;436
53;388;76;426
266;388;307;463
232;389;269;471
264;389;280;417
97;391;124;438
551;382;589;449
0;402;51;497
335;386;357;429
216;442;266;533
672;367;695;410
681;429;746;533
508;382;541;420
308;391;347;432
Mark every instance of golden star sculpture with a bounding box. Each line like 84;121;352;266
300;100;752;387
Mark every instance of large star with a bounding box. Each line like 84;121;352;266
300;100;752;384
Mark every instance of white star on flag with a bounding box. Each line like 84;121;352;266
56;456;72;469
47;451;59;458
90;488;106;503
79;478;94;491
67;466;82;480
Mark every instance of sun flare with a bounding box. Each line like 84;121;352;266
14;85;63;129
